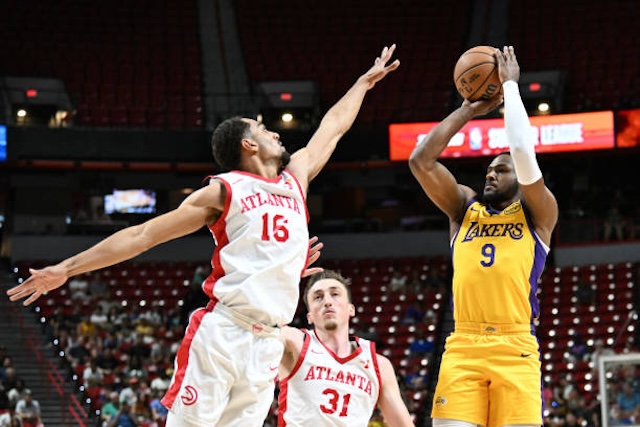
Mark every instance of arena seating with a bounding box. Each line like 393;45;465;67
508;0;640;112
235;0;473;125
14;258;638;417
0;0;203;129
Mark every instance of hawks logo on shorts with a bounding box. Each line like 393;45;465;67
180;385;198;406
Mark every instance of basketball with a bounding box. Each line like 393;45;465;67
453;46;501;102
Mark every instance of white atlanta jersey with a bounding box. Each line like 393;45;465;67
278;329;381;427
202;170;309;326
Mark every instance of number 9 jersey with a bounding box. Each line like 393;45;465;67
451;199;549;326
202;170;310;327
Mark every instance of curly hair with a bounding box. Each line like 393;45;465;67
210;117;250;172
303;270;352;310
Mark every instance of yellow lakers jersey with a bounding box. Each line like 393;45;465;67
451;199;549;325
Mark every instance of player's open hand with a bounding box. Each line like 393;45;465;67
301;236;324;278
6;265;68;305
495;46;520;84
361;44;400;89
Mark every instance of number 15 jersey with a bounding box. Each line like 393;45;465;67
278;330;381;427
202;170;309;327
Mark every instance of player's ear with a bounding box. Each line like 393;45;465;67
348;304;355;317
306;312;314;325
241;137;257;151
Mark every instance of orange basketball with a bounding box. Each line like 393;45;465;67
453;46;501;102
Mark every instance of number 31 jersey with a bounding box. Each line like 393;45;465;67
278;329;381;427
202;170;309;327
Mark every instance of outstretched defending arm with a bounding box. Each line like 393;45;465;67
497;46;558;244
288;44;400;193
7;182;226;305
409;96;503;226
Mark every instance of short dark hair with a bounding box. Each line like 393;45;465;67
303;270;352;310
210;117;250;172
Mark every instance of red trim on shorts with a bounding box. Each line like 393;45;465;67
161;306;210;409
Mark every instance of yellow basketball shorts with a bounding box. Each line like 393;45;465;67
431;323;542;427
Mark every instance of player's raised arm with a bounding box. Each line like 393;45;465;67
409;95;502;225
7;182;225;305
497;46;558;245
288;44;399;193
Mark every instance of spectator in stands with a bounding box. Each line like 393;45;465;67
423;268;446;292
567;334;589;363
119;377;140;407
389;270;408;293
76;314;98;338
191;265;208;287
89;306;109;330
95;347;120;375
83;359;105;390
575;279;596;306
66;335;92;368
7;379;31;408
69;276;90;301
102;330;120;351
127;335;150;362
7;44;400;427
150;368;172;395
14;390;43;427
0;383;11;427
615;382;640;424
408;270;426;293
88;272;109;300
0;349;10;386
132;391;153;426
1;367;17;394
409;46;558;427
408;329;434;360
106;400;137;427
402;301;427;325
603;206;625;242
0;347;9;375
137;306;163;328
150;389;168;427
100;391;120;426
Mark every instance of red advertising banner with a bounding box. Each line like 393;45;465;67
389;111;615;161
616;109;640;148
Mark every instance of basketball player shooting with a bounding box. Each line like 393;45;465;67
408;46;558;427
7;44;399;427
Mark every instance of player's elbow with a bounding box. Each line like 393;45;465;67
408;149;433;174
